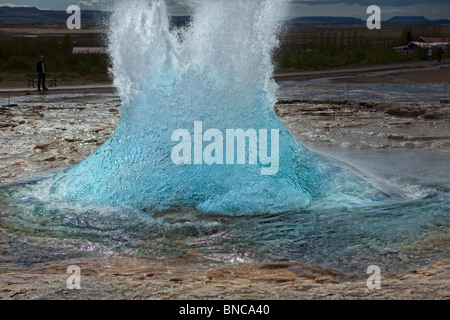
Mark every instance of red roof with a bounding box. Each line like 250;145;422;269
419;36;450;43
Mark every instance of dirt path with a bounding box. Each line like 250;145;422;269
2;60;450;100
274;60;450;83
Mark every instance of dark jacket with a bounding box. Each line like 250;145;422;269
36;60;47;74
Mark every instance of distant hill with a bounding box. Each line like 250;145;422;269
0;6;446;28
0;6;107;27
290;15;450;25
290;16;364;24
386;16;431;24
0;6;190;28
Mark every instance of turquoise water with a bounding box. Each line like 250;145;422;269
49;0;389;214
0;0;449;275
1;172;449;274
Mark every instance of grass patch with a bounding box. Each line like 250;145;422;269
0;36;110;79
273;25;449;71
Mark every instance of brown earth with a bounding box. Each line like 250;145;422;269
331;65;450;84
1;254;449;300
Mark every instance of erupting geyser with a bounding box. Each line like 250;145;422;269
2;0;448;274
50;0;386;214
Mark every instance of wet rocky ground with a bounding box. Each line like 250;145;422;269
0;93;449;300
275;99;450;150
0;250;448;300
0;94;120;185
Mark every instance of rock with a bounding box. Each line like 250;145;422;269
12;159;27;166
385;108;425;117
90;127;104;133
34;143;51;151
206;262;357;284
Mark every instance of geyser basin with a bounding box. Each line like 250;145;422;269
49;0;388;214
0;0;449;274
1;171;449;273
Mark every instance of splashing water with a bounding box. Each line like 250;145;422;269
1;0;449;273
49;0;387;214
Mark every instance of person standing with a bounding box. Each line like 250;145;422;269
436;47;444;63
427;48;433;62
36;55;48;91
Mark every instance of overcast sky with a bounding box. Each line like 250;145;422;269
0;0;449;20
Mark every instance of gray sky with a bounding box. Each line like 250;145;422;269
0;0;449;20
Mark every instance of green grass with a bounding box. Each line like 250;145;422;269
273;41;417;71
272;25;449;71
1;30;448;79
0;36;110;79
